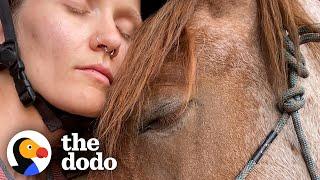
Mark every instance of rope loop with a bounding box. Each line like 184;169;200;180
298;23;320;35
298;24;320;44
278;86;305;113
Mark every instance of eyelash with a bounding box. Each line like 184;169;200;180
66;5;132;40
121;32;131;41
116;26;132;41
67;6;89;16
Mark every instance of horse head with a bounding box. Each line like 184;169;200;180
90;0;320;179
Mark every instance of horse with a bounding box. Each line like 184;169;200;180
89;0;320;179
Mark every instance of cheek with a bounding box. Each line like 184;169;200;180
21;14;80;63
18;18;57;71
16;7;89;86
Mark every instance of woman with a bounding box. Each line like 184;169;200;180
0;0;165;179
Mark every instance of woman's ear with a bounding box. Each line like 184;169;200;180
0;20;4;44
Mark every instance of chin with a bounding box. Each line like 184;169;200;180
47;94;105;118
38;82;107;118
64;99;105;118
76;107;102;117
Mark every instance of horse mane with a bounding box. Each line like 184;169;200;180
95;0;320;156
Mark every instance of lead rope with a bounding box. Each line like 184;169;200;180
236;24;320;180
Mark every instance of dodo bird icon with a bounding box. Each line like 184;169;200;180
12;138;48;176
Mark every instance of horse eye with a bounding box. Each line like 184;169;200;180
139;97;195;134
27;145;32;150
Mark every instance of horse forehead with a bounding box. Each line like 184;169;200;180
190;0;258;47
189;1;261;78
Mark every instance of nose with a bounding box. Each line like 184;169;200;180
89;22;121;59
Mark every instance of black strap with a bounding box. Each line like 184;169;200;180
0;0;16;42
33;94;64;131
0;0;16;69
0;0;36;106
33;93;96;132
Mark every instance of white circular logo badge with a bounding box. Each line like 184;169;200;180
7;130;52;176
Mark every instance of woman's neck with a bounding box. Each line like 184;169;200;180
0;70;65;179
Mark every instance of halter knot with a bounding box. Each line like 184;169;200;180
278;86;305;113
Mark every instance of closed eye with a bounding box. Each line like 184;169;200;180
139;97;195;134
64;4;90;16
116;26;132;41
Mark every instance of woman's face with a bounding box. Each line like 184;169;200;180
12;0;141;117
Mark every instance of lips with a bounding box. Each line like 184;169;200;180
76;64;114;85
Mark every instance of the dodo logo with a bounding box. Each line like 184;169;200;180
6;130;51;176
